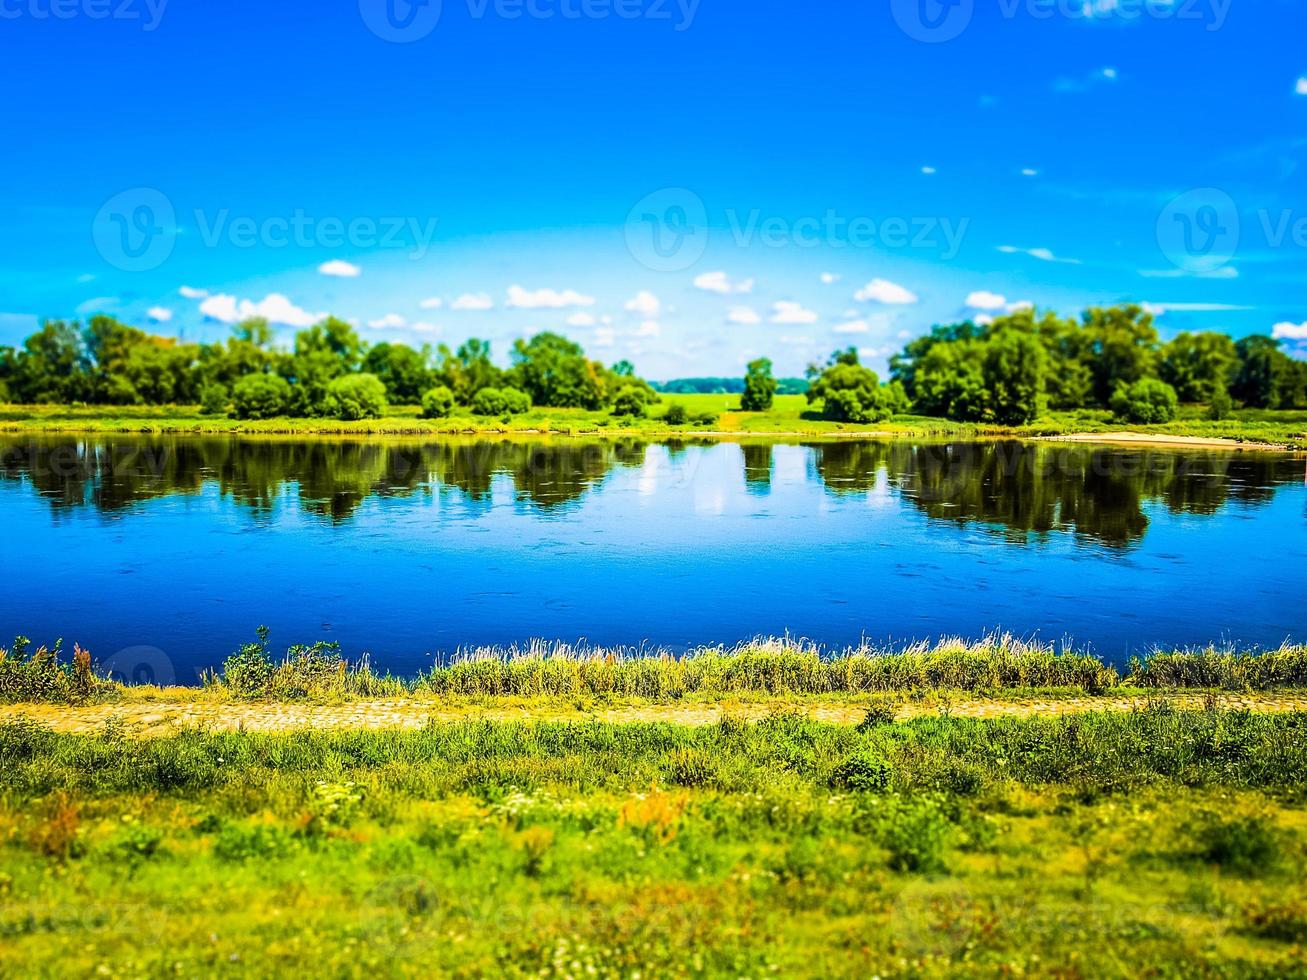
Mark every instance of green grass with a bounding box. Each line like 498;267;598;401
3;397;1304;446
7;632;1307;705
2;706;1306;976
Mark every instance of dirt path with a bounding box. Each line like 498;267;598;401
1043;432;1297;452
3;693;1306;737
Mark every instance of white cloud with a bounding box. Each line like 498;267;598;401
820;272;841;284
367;313;408;329
1021;168;1039;177
75;297;117;314
921;166;937;175
593;327;615;348
834;319;869;334
1145;302;1251;315
624;290;661;316
147;307;173;322
318;259;361;278
727;306;761;325
1055;66;1118;94
1272;321;1307;340
566;312;596;327
76;273;95;284
419;297;443;310
179;285;209;300
974;314;994;327
200;293;325;328
507;285;595;309
770;301;818;325
1139;266;1239;280
635;320;660;338
998;244;1082;265
778;334;813;345
693;271;754;294
1297;78;1307;96
966;290;1008;311
854;278;918;305
450;292;494;311
409;322;440;334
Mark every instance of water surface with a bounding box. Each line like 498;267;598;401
2;435;1303;681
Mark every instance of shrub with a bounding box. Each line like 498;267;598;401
611;386;650;418
662;403;688;425
199;383;230;416
691;411;720;427
230;374;292;420
857;696;904;730
829;753;893;792
213;823;297;862
870;795;950;873
219;627;276;698
1110;378;1178;424
472;386;531;416
421;385;456;419
0;637;98;703
1206;386;1233;420
322;373;388;421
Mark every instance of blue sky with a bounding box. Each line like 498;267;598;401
3;0;1306;378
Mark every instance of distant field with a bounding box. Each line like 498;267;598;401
2;397;1305;446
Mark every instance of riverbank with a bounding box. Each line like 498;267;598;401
2;396;1304;449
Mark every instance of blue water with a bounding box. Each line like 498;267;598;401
1;436;1303;682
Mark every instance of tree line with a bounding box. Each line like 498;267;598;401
0;316;659;421
1;302;1303;425
731;303;1305;426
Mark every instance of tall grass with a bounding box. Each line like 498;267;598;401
4;631;1307;703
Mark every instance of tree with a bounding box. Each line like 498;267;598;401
982;329;1047;425
740;357;778;412
1232;336;1294;408
363;343;432;404
912;339;986;420
1160;332;1237;403
1110;378;1178;424
1083;304;1160;406
231;374;292;420
612;386;650;417
471;386;530;416
807;350;899;423
421;385;456;419
321;373;388;421
510;332;607;408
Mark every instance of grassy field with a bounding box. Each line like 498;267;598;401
2;397;1305;446
3;707;1307;977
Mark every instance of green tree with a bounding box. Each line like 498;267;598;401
1083;304;1160;406
740;357;778;412
510;332;607;408
1110;378;1178;424
471;386;530;416
982;329;1047;425
807;351;898;423
421;385;456;419
1160;332;1237;403
1232;336;1294;408
363;343;432;404
231;374;292;420
321;373;388;420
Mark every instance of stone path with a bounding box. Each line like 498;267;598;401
2;693;1305;738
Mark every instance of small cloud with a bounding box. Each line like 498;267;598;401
854;278;918;305
998;244;1082;265
727;306;761;325
593;326;615;348
834;319;869;334
1021;168;1039;177
635;320;660;338
778;334;813;345
1055;66;1118;94
624;290;661;316
200;293;325;328
1273;321;1307;340
770;301;818;325
1144;302;1252;315
820;272;841;284
147;307;173;322
966;290;1008;311
1139;266;1239;280
179;285;209;299
1297;77;1307;96
367;313;408;329
76;273;96;284
409;321;440;334
507;285;595;309
419;297;443;310
319;259;361;278
921;166;937;175
693;271;754;294
450;292;494;311
75;296;118;315
566;312;596;327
